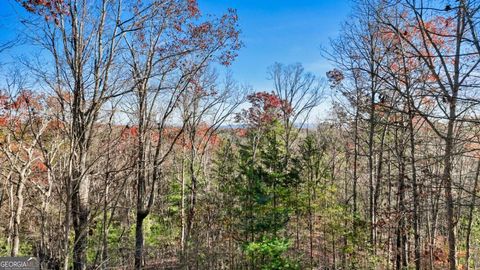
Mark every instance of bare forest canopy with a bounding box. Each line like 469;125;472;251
1;0;480;270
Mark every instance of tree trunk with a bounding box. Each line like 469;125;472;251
72;173;90;270
465;159;480;270
63;179;71;270
135;212;147;269
368;88;376;249
11;176;25;257
444;103;457;270
408;101;421;270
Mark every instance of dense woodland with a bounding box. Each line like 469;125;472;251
1;0;480;269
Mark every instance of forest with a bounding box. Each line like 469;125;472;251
0;0;480;269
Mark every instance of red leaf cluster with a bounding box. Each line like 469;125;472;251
236;91;292;127
0;91;44;128
18;0;69;23
326;69;344;88
187;0;200;17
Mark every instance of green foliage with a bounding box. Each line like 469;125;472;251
87;216;132;264
244;237;299;270
0;237;8;256
0;237;33;257
457;208;480;268
237;120;299;239
145;215;178;246
85;212;179;265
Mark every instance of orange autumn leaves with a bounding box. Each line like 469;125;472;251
0;91;50;185
18;0;69;24
0;91;43;127
236;91;293;127
132;1;240;69
120;125;220;152
378;13;457;81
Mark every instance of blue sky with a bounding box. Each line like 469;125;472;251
198;0;351;90
0;0;351;91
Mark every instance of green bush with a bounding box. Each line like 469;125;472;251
244;237;299;270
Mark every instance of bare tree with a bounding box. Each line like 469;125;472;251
179;70;243;263
18;1;137;268
120;1;240;268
